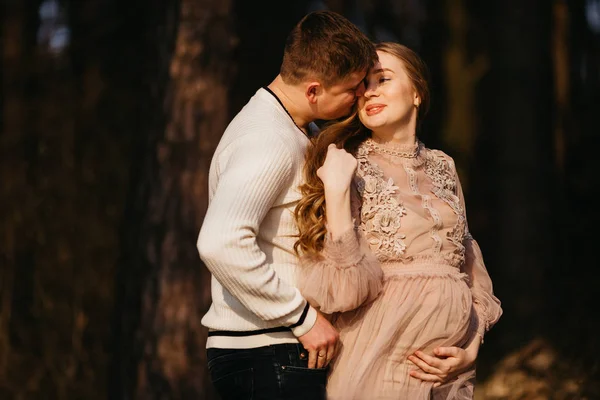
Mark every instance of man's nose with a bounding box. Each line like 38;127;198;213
355;82;366;97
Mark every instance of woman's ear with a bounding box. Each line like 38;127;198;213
414;92;421;108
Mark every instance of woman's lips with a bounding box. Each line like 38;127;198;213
365;104;386;116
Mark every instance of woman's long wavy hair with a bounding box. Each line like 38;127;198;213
294;42;430;257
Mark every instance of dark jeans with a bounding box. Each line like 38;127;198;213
207;343;327;400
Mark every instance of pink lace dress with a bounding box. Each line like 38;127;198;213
298;139;502;400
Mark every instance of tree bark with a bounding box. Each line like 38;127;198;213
108;0;180;397
1;0;42;396
229;0;310;115
111;0;236;398
554;0;600;368
470;0;556;350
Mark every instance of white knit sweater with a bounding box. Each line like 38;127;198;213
198;88;318;349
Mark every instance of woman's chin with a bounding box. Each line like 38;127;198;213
360;119;386;131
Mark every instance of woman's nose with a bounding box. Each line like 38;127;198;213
363;82;378;97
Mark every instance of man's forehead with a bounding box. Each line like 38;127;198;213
341;70;368;86
370;60;383;73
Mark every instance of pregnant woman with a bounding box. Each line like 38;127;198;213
295;42;502;399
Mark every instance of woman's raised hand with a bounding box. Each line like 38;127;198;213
316;143;358;193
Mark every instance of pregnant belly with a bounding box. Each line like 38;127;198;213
386;267;473;356
328;266;475;397
336;264;474;359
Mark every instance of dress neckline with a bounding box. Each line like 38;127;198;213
364;138;421;158
359;138;427;168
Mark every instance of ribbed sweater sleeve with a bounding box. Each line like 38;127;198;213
197;132;316;337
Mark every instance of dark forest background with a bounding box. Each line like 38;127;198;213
1;0;599;399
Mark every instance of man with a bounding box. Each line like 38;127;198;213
197;11;376;399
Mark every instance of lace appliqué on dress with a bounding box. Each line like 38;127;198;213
355;145;408;262
423;151;463;215
424;150;468;263
355;142;473;266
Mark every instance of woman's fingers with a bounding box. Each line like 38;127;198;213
318;144;357;189
409;369;443;383
434;346;460;358
413;351;443;369
409;347;475;385
408;355;443;375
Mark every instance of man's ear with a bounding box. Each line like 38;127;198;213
306;82;322;104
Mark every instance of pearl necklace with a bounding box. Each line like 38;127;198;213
364;138;420;158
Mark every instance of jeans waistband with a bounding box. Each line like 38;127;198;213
207;343;308;368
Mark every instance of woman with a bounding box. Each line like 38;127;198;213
294;42;502;399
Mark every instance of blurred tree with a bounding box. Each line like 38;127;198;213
105;0;179;396
2;0;135;397
552;0;600;389
440;0;488;179
132;0;234;395
110;0;325;398
108;0;234;397
3;0;597;398
1;0;41;393
468;0;557;357
230;0;311;115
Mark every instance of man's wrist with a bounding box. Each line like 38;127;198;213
290;305;318;337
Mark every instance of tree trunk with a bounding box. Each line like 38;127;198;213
556;0;600;368
1;0;42;396
229;0;310;115
108;0;180;398
441;0;488;178
470;0;556;353
111;0;236;398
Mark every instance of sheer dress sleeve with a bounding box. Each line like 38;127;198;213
297;185;383;314
454;165;502;341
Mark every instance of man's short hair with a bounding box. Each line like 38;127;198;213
280;11;377;87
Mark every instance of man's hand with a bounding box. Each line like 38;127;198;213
408;338;480;386
298;311;339;369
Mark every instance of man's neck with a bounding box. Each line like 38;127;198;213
267;76;311;133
